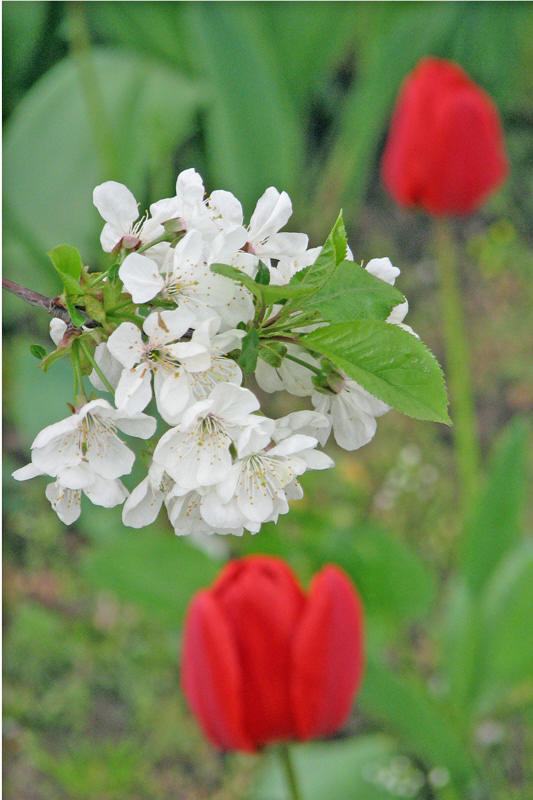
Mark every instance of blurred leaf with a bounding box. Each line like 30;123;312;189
359;658;474;788
461;418;530;595
4;48;204;285
322;525;435;623
80;506;220;628
239;327;260;374
183;3;302;211
48;244;83;286
252;734;400;800
440;581;483;718
302;320;451;424
2;1;48;115
311;3;461;233
4;336;73;450
476;541;533;714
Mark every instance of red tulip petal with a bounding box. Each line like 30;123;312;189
214;555;306;746
181;590;253;752
291;565;364;740
381;56;507;216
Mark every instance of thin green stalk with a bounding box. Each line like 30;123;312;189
284;351;321;376
71;341;86;405
78;339;115;395
67;2;117;178
279;745;303;800
435;219;481;514
137;233;174;253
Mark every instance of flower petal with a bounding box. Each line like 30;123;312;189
181;591;253;751
291;565;364;740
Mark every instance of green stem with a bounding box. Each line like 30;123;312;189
137;232;174;253
67;2;117;178
284;351;321;376
78;339;115;395
435;219;481;514
71;341;87;405
279;745;303;800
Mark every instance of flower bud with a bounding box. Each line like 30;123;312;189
181;555;364;751
381;57;508;216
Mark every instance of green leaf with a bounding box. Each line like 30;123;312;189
65;298;86;328
4;337;73;448
461;418;530;595
308;260;406;323
323;525;435;623
359;658;474;787
302;320;450;424
84;296;107;325
289;212;347;296
253;735;401;800
238;327;259;374
29;344;46;360
40;346;71;374
48;244;83;297
477;541;533;714
4;48;204;283
48;244;83;281
182;3;302;210
258;340;287;368
255;261;270;285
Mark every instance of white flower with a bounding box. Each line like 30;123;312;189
153;383;260;491
268;246;321;286
93;181;164;253
119;231;240;322
245;187;309;264
49;319;68;346
13;462;128;525
107;309;209;422
13;399;156;489
312;379;390;451
200;432;325;533
365;256;417;335
160;316;244;409
255;344;318;397
365;257;401;285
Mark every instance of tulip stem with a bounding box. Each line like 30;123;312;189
279;745;304;800
435;219;481;515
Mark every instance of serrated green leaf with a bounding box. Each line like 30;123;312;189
238;327;259;374
258;340;287;367
289;212;347;296
302;320;450;424
461;418;530;595
29;344;46;360
308;260;406;322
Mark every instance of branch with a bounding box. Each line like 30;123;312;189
2;278;96;327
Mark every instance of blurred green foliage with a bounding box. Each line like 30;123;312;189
3;2;533;799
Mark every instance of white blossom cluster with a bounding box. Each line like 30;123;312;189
13;168;413;535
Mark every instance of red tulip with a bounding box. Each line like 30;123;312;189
381;57;508;216
181;555;364;752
